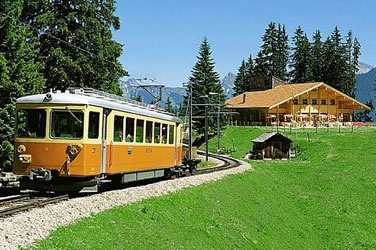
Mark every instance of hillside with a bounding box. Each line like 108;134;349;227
355;67;376;119
357;62;374;74
34;126;376;249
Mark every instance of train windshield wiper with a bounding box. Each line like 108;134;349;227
65;107;83;123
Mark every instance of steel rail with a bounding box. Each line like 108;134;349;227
195;151;241;175
0;194;69;218
0;194;30;206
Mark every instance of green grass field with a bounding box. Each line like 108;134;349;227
33;126;376;249
196;160;217;170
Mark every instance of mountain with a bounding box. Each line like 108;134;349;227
355;67;376;120
357;62;374;74
120;73;236;109
221;72;236;99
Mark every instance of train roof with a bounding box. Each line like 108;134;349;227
17;88;182;124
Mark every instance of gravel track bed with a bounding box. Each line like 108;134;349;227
0;159;252;250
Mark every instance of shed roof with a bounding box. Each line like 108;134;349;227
226;82;370;110
252;132;292;143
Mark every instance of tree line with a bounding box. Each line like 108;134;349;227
234;22;361;98
0;0;126;171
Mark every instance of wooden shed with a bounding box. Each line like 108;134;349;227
251;132;292;160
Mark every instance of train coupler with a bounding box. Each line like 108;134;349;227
29;168;53;181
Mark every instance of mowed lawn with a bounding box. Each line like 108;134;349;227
33;127;376;249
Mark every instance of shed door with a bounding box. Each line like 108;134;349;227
272;142;282;159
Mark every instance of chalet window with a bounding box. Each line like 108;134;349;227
145;121;153;143
330;99;336;105
136;119;144;143
161;124;168;144
154;122;161;143
293;99;298;105
302;99;308;105
125;117;135;142
169;125;175;144
343;113;351;122
311;99;317;105
321;99;326;105
113;116;124;142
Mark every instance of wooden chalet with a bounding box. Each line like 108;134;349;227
226;79;370;126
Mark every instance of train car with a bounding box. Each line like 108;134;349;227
13;88;186;192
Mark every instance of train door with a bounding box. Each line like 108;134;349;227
100;108;110;174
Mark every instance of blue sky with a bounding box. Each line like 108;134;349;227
114;0;376;87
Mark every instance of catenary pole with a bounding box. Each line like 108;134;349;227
189;82;193;160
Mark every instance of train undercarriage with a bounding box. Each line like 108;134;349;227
18;159;200;193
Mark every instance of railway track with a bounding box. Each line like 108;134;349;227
196;152;241;174
0;153;240;218
0;194;69;218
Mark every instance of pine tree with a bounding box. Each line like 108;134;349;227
0;0;45;171
322;27;347;91
185;38;225;134
310;30;324;82
165;97;174;113
245;54;255;83
290;26;311;83
254;22;278;77
275;24;289;81
233;60;248;95
21;0;127;94
344;34;360;97
254;22;288;80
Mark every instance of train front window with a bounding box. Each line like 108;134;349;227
17;109;46;138
51;110;84;139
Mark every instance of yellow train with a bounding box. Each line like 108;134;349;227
13;88;187;192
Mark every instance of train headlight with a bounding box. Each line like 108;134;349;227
45;93;52;101
17;145;26;154
67;144;82;156
19;154;32;164
70;147;78;156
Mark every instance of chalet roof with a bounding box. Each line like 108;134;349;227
226;82;370;110
252;132;292;143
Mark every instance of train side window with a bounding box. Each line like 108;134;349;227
145;121;153;143
161;124;168;144
125;117;135;142
181;127;184;144
168;125;174;144
88;112;100;139
114;115;124;142
154;122;161;143
136;119;144;143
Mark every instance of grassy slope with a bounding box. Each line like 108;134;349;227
33;127;376;249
